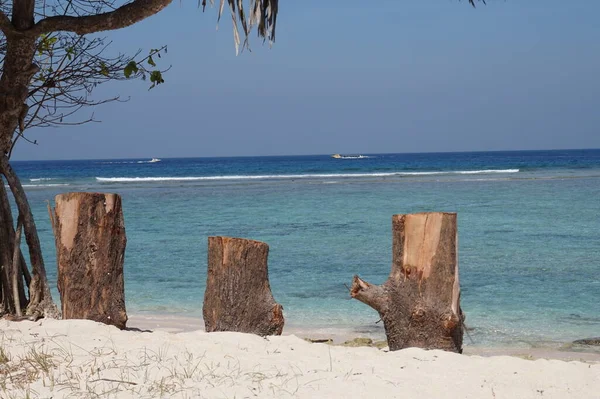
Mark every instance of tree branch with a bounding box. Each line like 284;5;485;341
350;275;389;315
30;0;173;36
0;10;17;35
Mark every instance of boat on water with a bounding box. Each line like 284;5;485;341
149;158;161;163
331;154;368;159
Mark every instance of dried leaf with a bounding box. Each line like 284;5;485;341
214;0;278;52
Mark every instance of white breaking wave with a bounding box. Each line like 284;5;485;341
30;177;56;181
454;169;520;174
22;183;70;187
96;169;519;182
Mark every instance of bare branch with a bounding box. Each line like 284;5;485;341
30;0;172;36
16;33;163;134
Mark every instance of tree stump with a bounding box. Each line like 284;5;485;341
54;193;127;329
204;236;284;336
350;212;464;352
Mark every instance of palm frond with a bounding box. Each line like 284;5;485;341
469;0;486;7
209;0;278;55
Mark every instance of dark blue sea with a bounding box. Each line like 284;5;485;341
12;149;600;348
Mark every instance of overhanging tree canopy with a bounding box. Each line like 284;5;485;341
0;0;278;318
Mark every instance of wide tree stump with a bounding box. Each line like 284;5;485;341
351;212;464;352
54;193;127;329
204;236;284;336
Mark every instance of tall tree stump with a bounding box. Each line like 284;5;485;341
351;212;464;352
204;236;284;336
54;193;127;329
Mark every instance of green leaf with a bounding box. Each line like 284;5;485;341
149;70;164;83
124;61;139;78
38;34;58;55
148;56;156;67
149;70;165;90
100;62;109;77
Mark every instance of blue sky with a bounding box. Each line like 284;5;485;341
14;0;600;160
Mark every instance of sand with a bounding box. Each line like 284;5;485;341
1;318;599;399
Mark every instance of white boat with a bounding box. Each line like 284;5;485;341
331;154;368;159
149;158;161;163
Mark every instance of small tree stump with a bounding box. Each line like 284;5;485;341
351;212;464;352
54;192;127;329
204;236;284;336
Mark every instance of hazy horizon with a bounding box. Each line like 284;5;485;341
12;147;600;162
11;1;600;161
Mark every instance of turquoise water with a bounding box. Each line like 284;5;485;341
12;150;600;348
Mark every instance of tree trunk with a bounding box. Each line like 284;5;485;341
350;212;464;353
0;218;14;315
204;236;284;336
0;1;43;317
54;192;128;329
0;176;28;316
0;155;59;318
0;34;37;156
11;217;24;317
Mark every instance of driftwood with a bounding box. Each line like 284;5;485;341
351;212;464;352
204;236;284;336
54;192;127;329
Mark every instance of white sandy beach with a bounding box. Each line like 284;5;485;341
1;318;599;399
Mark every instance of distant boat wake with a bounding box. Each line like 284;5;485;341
138;158;161;164
98;158;161;164
96;169;520;183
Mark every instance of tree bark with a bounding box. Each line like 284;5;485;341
11;217;23;317
0;223;14;315
0;28;37;156
31;0;173;36
54;192;128;329
204;236;284;336
0;178;14;314
351;212;464;353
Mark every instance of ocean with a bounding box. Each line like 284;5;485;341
11;149;600;349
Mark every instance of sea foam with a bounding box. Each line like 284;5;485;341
95;169;520;182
